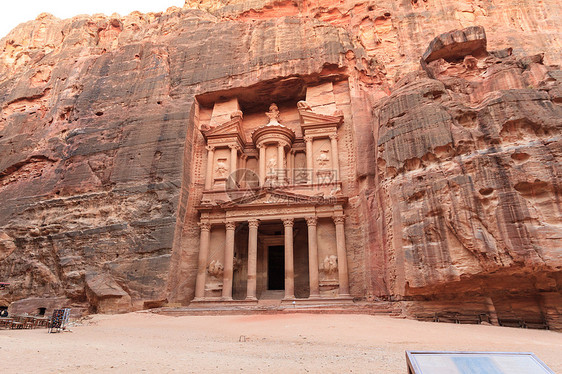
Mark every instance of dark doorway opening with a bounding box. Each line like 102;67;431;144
268;245;285;290
38;307;46;316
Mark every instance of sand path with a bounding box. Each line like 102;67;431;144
1;312;560;373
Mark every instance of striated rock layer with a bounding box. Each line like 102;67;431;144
0;0;560;328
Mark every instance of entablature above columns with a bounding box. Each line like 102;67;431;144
198;202;345;225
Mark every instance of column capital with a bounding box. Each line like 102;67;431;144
257;143;266;149
198;221;211;231
305;216;318;226
228;144;241;151
304;135;314;143
333;216;345;225
225;221;236;230
282;218;294;228
248;219;259;228
205;145;215;151
329;133;338;141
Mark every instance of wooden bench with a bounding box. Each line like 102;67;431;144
523;318;549;330
498;318;524;328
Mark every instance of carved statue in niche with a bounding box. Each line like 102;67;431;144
321;255;338;274
207;260;224;278
215;158;228;178
297;100;312;111
266;103;280;123
267;157;277;170
316;150;330;167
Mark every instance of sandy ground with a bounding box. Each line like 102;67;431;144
0;312;560;373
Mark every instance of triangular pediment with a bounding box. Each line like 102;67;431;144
299;109;343;127
202;117;244;140
220;188;328;208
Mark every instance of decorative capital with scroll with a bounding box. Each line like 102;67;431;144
282;218;294;228
305;216;317;226
248;219;259;229
225;221;236;230
333;216;345;225
198;221;211;231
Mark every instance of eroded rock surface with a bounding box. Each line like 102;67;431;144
372;31;561;329
0;0;560;328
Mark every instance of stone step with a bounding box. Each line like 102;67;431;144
152;301;402;317
258;290;284;301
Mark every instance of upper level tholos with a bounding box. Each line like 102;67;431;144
195;81;348;205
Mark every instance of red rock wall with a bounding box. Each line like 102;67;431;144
0;0;560;326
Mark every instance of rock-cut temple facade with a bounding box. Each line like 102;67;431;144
190;82;357;305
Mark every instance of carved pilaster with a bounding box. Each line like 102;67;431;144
246;218;259;300
195;221;212;299
306;216;320;297
283;217;295;299
258;143;266;187
205;146;216;190
330;133;340;182
333;215;349;296
305;136;314;184
223;221;236;300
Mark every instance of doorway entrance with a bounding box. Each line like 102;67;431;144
267;245;285;290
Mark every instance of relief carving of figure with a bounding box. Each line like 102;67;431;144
267;157;277;170
215;158;228;178
265;103;280;123
316;150;330;167
207;260;224;278
321;255;338;274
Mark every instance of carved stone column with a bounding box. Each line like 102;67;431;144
333;216;350;296
282;218;295;299
277;142;285;183
306;216;320;298
246;219;259;300
228;145;238;189
330;134;340;182
287;150;294;184
194;221;211;300
305;136;314;184
240;154;248;188
205;146;215;190
222;221;236;300
258;144;266;187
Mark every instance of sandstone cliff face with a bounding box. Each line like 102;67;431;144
371;27;562;329
0;0;560;327
0;7;356;311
